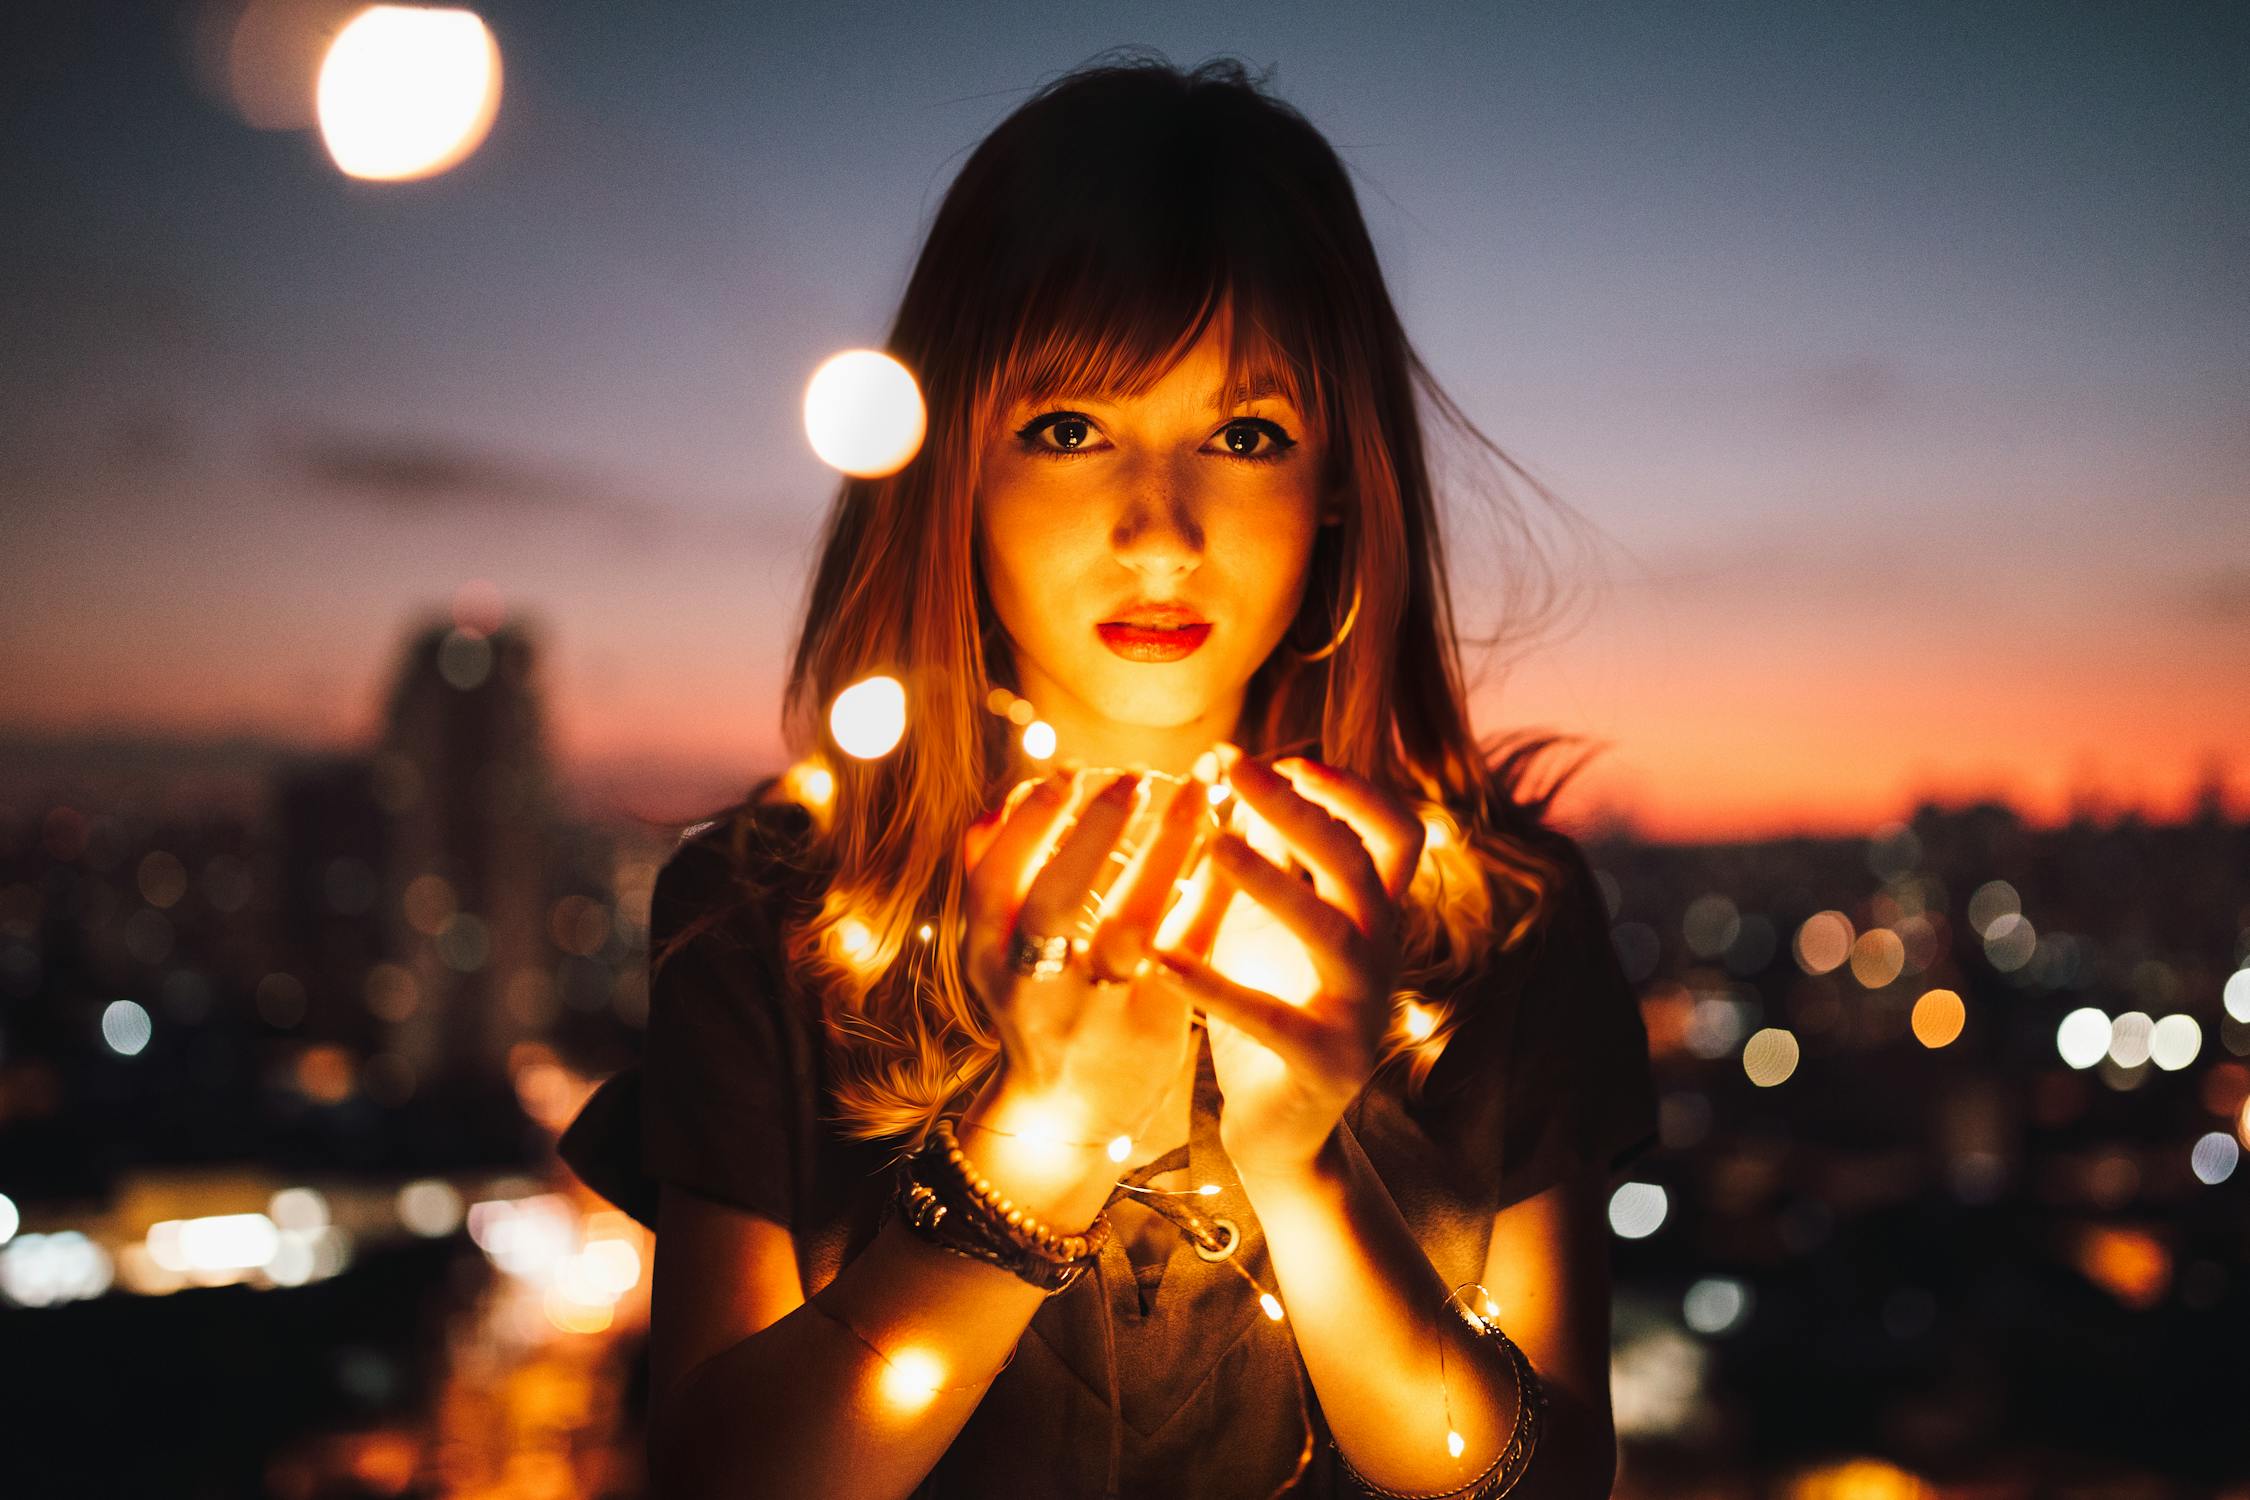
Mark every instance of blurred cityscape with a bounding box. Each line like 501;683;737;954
2;609;2245;1499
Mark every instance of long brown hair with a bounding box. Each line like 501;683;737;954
670;53;1612;1142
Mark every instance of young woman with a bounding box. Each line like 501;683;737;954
560;53;1657;1500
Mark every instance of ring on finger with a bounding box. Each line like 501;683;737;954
1006;929;1073;979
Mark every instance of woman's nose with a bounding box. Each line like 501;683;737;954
1111;489;1205;582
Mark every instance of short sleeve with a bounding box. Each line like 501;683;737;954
557;812;812;1230
1488;828;1660;1207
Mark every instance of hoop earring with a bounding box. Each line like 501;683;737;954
1291;577;1361;662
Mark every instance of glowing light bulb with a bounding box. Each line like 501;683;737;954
879;1347;946;1408
802;766;835;806
837;917;877;965
317;6;502;182
1106;1135;1132;1163
1022;720;1057;760
1402;1001;1437;1042
1259;1292;1285;1321
830;675;907;759
803;350;926;477
1482;1296;1499;1321
1197;1183;1220;1197
917;923;934;942
1422;815;1453;850
1206;780;1230;805
1447;1430;1465;1459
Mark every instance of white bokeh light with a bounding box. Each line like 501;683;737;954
317;6;502;182
2056;1007;2110;1069
829;675;907;760
803;350;927;477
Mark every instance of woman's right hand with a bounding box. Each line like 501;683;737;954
959;768;1217;1150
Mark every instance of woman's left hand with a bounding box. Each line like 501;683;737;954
1151;745;1427;1177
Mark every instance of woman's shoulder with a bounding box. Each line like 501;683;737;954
648;776;832;955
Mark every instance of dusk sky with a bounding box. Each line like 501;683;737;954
4;0;2245;840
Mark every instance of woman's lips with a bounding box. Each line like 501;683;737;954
1096;622;1212;662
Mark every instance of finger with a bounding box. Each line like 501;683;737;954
1217;747;1387;933
1149;947;1314;1061
1271;757;1427;906
1017;771;1142;937
1087;777;1206;980
1206;830;1362;996
966;772;1073;928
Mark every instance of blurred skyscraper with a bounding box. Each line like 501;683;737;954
369;616;560;1087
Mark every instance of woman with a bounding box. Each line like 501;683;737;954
559;52;1657;1500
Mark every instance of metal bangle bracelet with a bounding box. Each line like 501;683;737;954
1006;928;1073;979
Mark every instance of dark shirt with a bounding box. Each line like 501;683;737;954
558;794;1658;1498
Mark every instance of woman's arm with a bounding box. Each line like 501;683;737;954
1239;1137;1618;1499
647;1080;1122;1500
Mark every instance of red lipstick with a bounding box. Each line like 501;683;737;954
1097;603;1211;663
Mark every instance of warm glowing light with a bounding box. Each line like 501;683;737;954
917;923;934;942
0;1192;17;1247
1197;1184;1221;1197
837;917;878;965
148;1213;281;1274
1848;928;1906;988
803;349;927;477
782;759;837;813
1206;780;1230;805
2056;1007;2111;1069
880;1347;947;1407
1190;749;1221;784
1481;1296;1499;1321
1401;1001;1437;1042
1741;1027;1800;1087
1259;1293;1285;1321
1207;803;1320;1007
1022;720;1058;760
2073;1225;2169;1309
1446;1430;1465;1458
1421;813;1453;850
1793;911;1854;975
317;6;501;182
1910;988;1965;1048
830;675;907;759
1106;1135;1132;1163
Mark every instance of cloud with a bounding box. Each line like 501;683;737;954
276;428;666;525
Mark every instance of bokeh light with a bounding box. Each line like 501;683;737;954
802;349;927;477
317;6;503;182
1608;1181;1669;1238
1741;1027;1800;1087
1021;720;1057;760
1683;1276;1751;1335
101;999;153;1057
1793;911;1854;975
2056;1007;2111;1069
829;675;907;760
2148;1013;2201;1071
2189;1132;2238;1186
1910;988;1965;1049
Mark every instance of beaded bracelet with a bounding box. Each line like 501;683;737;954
889;1116;1113;1294
1330;1298;1545;1500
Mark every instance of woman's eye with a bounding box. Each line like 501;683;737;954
1017;412;1102;457
1215;419;1297;464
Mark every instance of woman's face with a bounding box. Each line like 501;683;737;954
976;321;1330;768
